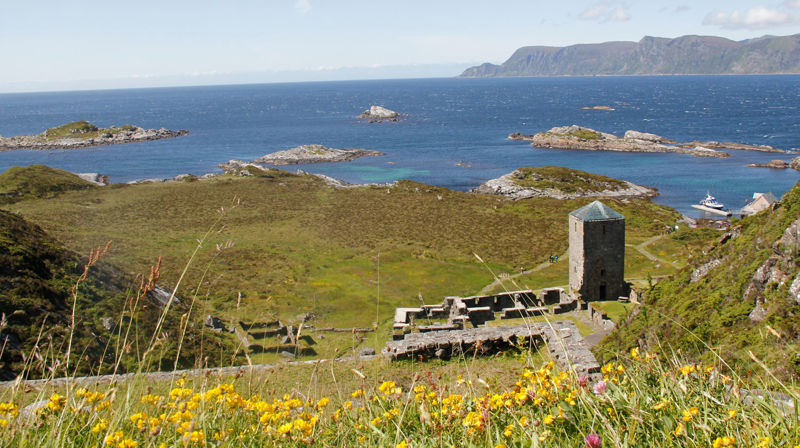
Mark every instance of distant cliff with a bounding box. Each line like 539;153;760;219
460;34;800;77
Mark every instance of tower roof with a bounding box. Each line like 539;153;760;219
569;201;624;221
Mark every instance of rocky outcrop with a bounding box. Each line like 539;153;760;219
743;218;800;321
358;105;404;122
512;125;786;158
518;125;731;158
749;156;800;171
220;144;383;169
690;259;722;283
0;124;188;151
472;166;657;200
75;173;110;186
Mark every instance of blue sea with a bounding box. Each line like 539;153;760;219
1;76;798;217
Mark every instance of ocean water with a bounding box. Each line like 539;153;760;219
0;76;798;216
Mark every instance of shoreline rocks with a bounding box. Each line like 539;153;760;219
0;123;188;151
358;105;404;122
472;166;657;200
748;156;800;171
510;125;787;158
220;144;383;170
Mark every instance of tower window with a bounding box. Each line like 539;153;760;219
602;224;606;235
600;269;606;277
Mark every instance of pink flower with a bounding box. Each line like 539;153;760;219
584;432;602;448
578;374;589;387
592;380;607;395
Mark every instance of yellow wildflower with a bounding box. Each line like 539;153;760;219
757;437;771;447
712;436;736;448
727;409;737;419
396;441;409;448
682;406;699;422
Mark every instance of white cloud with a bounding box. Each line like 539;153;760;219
578;2;630;23
294;0;311;15
579;4;607;20
608;5;630;22
675;5;691;13
704;5;797;29
785;0;800;9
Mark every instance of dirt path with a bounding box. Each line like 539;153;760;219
634;234;679;267
479;252;568;294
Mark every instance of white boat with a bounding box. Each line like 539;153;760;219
699;192;724;210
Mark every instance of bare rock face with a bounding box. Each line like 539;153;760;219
221;144;384;168
513;125;786;158
76;173;110;186
358;105;404;122
690;259;722;283
0;125;188;151
791;156;800;171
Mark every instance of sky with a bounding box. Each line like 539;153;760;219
2;0;799;92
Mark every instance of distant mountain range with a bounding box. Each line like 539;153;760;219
460;34;800;77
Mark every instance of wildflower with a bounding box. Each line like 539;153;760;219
630;347;640;360
672;423;685;437
585;432;602;448
503;423;515;437
495;445;507;448
578;374;589;387
682;406;699;422
396;441;408;448
378;380;402;395
93;418;109;433
351;389;364;398
712;436;736;448
757;437;771;447
727;409;737;419
118;440;138;448
45;393;66;412
543;414;555;425
593;380;607;396
0;418;8;428
183;430;205;445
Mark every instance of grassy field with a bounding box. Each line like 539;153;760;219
2;167;690;364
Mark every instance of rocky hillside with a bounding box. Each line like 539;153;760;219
461;34;800;77
0;209;228;380
598;182;800;379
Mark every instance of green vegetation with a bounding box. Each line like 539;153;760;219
0;209;225;380
41;121;135;141
511;166;627;193
598;182;800;380
2;165;682;369
0;165;97;204
546;129;603;140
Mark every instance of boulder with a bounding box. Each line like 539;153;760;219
358;105;404;122
204;315;226;332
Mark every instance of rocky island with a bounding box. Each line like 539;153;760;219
358;105;404;122
220;144;384;170
472;166;657;200
510;125;786;158
0;121;188;151
748;157;800;171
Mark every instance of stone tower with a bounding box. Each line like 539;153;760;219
568;201;626;301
